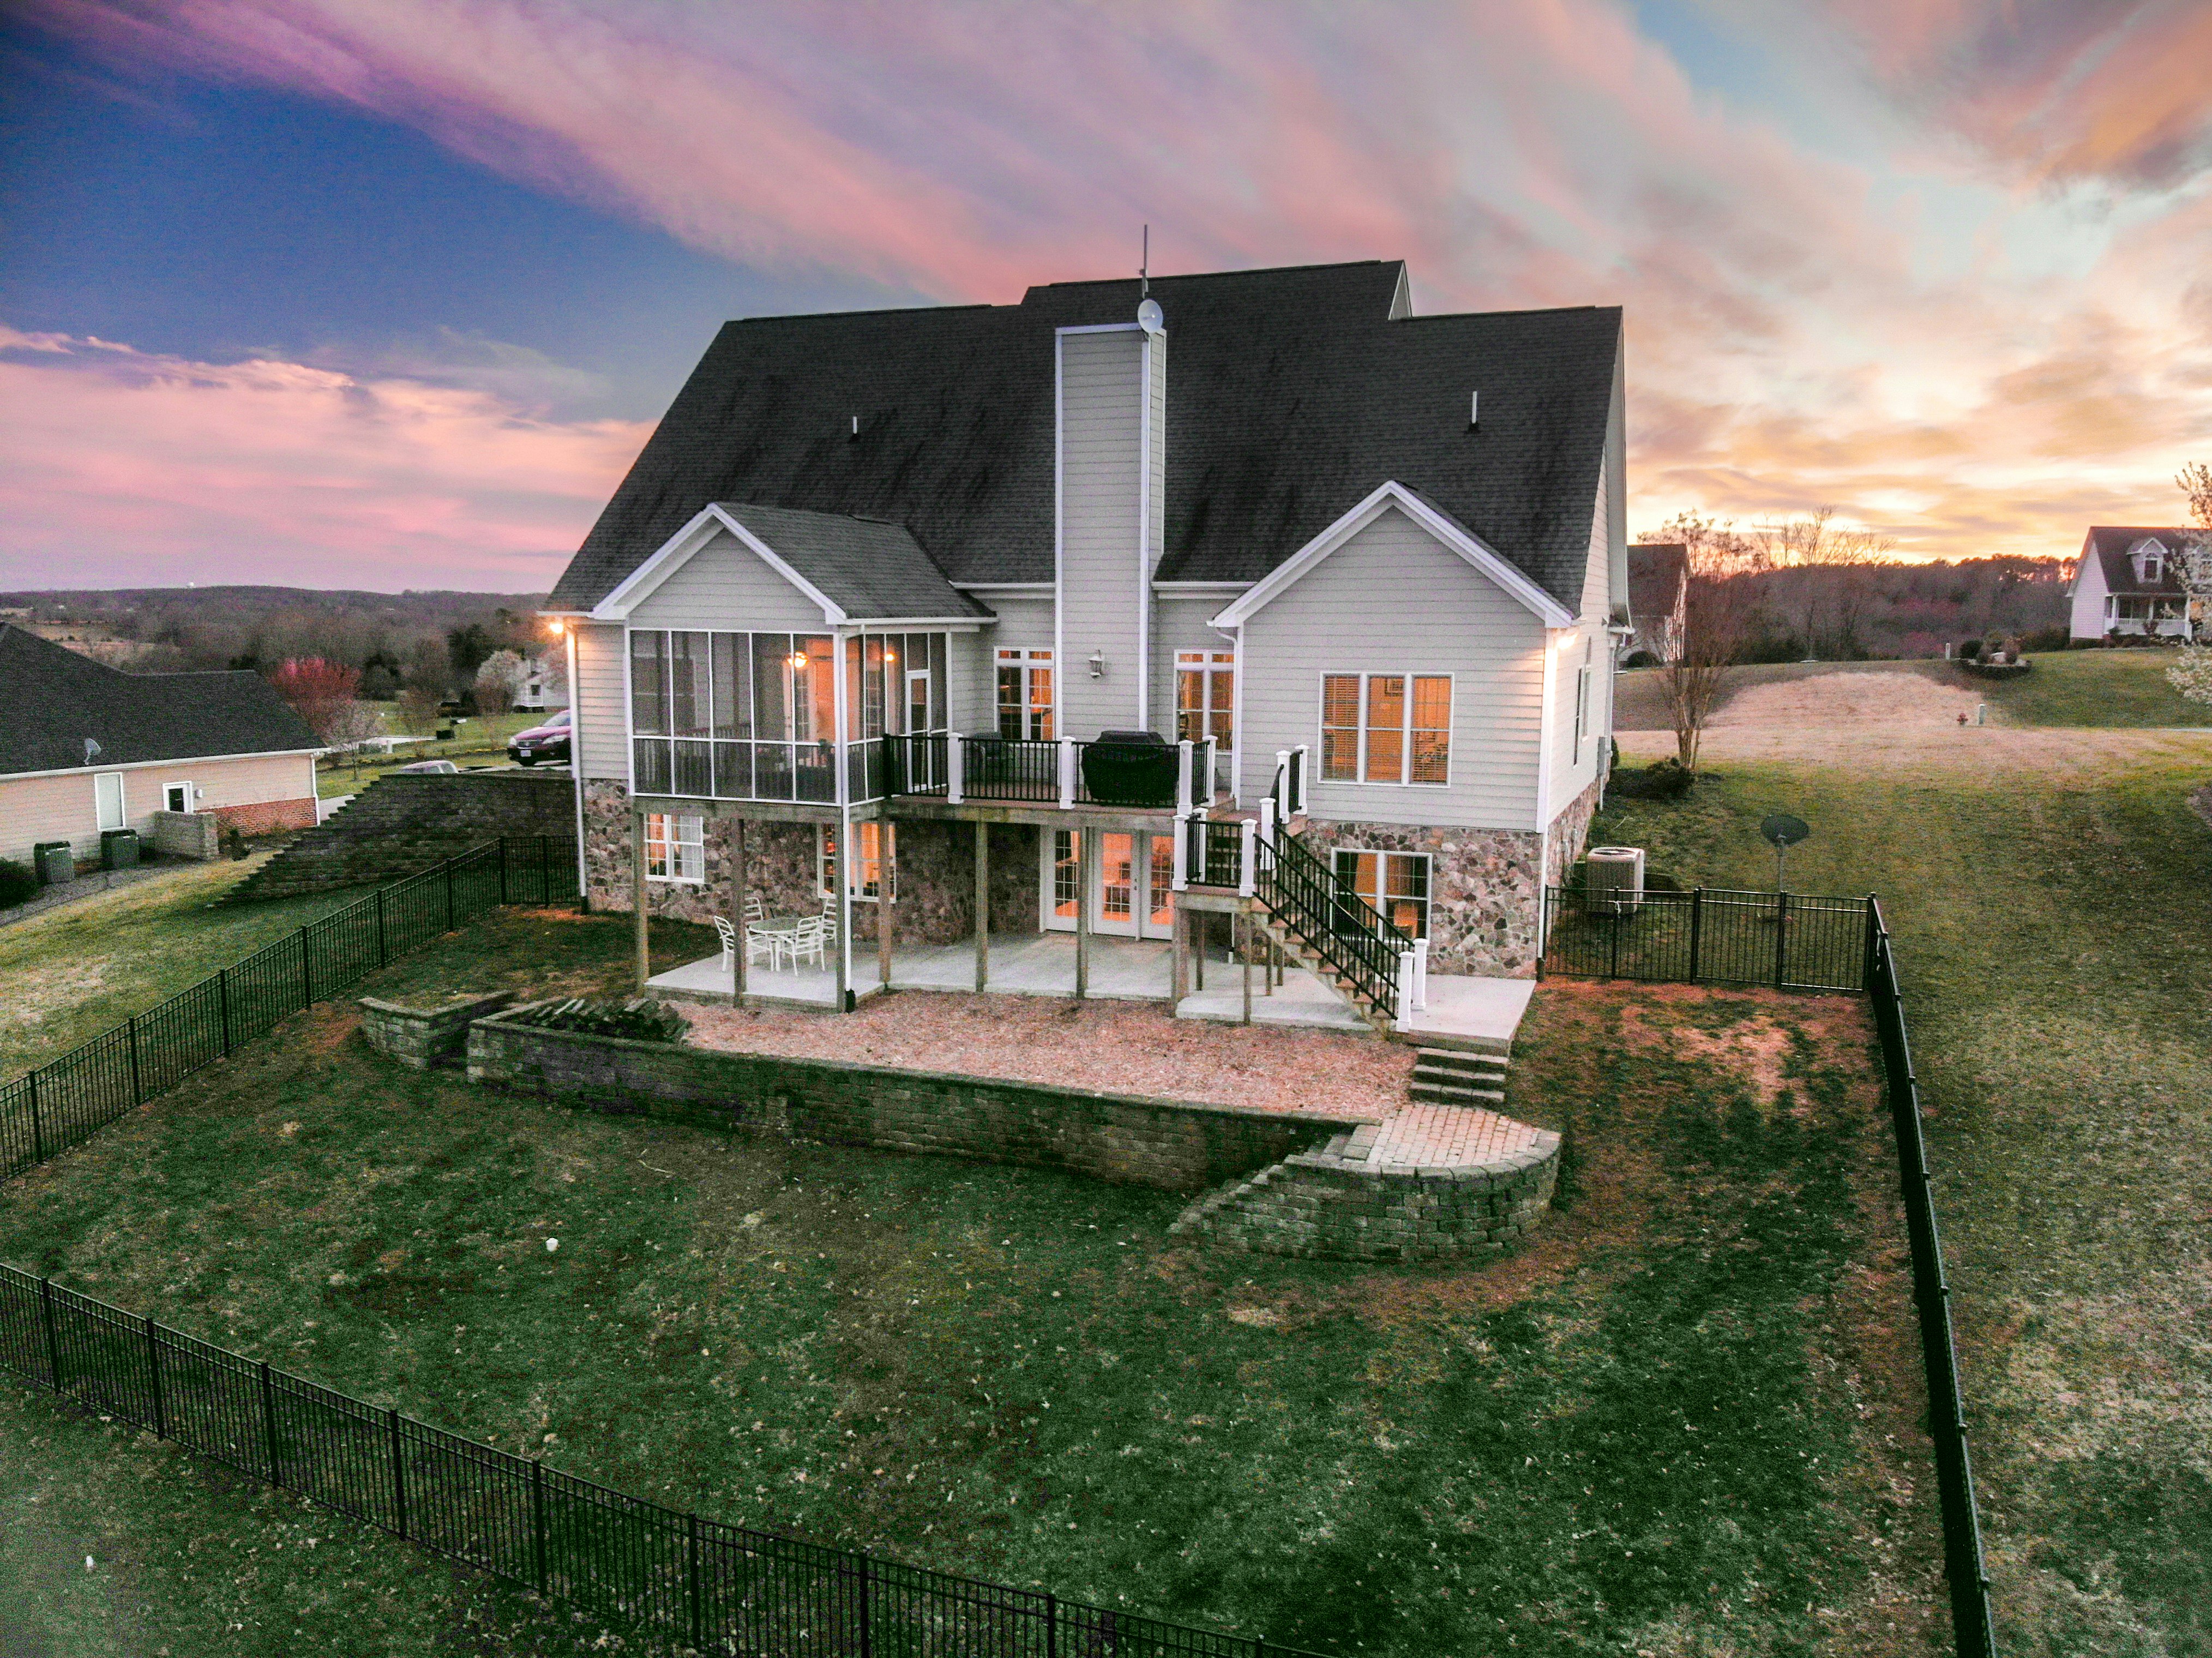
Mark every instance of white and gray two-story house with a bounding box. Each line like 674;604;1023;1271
543;260;1626;1030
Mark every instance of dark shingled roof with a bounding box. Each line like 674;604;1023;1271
2079;526;2194;597
0;624;320;776
550;260;1621;614
1627;543;1688;625
711;503;991;620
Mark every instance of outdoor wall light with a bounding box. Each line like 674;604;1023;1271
1089;651;1105;679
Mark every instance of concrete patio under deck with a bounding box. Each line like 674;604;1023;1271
646;931;1534;1048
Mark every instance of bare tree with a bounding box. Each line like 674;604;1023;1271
1643;512;1766;768
473;648;530;714
396;636;450;735
2168;461;2212;704
1757;507;1896;657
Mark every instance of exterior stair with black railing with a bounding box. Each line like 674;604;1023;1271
1240;905;1398;1037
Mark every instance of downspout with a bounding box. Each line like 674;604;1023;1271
566;625;587;908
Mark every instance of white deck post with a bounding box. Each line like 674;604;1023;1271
1258;796;1277;849
1412;937;1429;1012
1237;818;1257;898
1171;812;1189;891
1059;737;1077;809
946;732;964;804
1203;737;1219;803
1394;948;1418;1032
1176;740;1194;815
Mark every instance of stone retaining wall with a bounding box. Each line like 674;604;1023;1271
148;809;221;861
1173;1129;1560;1264
466;1004;1358;1194
361;991;514;1069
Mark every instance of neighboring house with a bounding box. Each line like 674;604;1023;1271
544;260;1627;1014
0;623;321;867
1624;543;1688;664
514;653;569;711
2068;526;2204;641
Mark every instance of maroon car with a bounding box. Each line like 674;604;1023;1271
507;708;572;766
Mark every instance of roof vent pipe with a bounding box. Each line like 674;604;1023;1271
850;414;858;440
1469;391;1480;430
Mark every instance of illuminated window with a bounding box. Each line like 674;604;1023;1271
1333;849;1430;940
645;813;704;883
818;822;893;900
1175;650;1235;750
1319;673;1451;784
995;648;1054;740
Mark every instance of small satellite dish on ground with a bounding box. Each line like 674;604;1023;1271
1761;812;1810;889
1137;297;1163;334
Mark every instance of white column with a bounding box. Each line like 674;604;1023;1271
1394;948;1418;1031
1059;737;1077;809
1237;818;1257;898
946;732;964;804
1171;812;1189;891
1412;937;1429;1012
1176;740;1194;815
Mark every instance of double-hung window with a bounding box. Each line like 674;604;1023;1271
1175;651;1235;751
995;648;1054;740
1573;640;1593;756
1333;849;1430;940
645;812;704;883
1319;673;1451;784
818;822;893;900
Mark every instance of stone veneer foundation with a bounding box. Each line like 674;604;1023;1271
1293;773;1603;979
360;991;514;1069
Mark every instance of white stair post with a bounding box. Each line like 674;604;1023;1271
1204;736;1220;804
1176;740;1194;815
1412;937;1429;1012
946;732;964;804
1171;811;1189;891
1237;818;1257;898
1394;948;1419;1031
1273;749;1290;818
1058;737;1077;809
1258;796;1277;848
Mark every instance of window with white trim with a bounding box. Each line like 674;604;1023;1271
1175;650;1234;751
164;782;195;814
818;822;893;901
94;772;125;831
645;813;704;882
995;648;1054;740
1573;639;1593;755
1333;849;1430;941
1319;674;1450;784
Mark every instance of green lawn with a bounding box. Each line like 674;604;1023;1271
1588;741;2212;1657
1976;650;2208;728
0;905;1939;1656
316;708;551;798
0;860;370;1079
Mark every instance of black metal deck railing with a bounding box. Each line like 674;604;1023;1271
1254;827;1406;1019
1538;886;1873;992
0;837;579;1183
0;1262;1324;1658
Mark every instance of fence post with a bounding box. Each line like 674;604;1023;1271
375;887;388;967
540;834;551;902
444;857;456;933
1774;890;1790;988
128;1015;143;1106
259;1360;282;1486
299;926;313;1007
388;1408;408;1539
39;1276;63;1391
1608;902;1622;980
1862;894;1879;990
857;1552;873;1658
1688;887;1705;983
687;1511;703;1650
145;1314;166;1439
1046;1590;1058;1658
29;1070;44;1164
532;1459;549;1593
499;837;510;905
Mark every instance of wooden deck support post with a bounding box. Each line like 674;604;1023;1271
878;821;896;986
1171;905;1189;1003
1240;909;1253;1024
1074;827;1091;1000
631;807;650;992
729;816;748;999
973;821;990;993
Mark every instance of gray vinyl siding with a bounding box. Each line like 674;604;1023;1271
627;528;826;632
1239;506;1546;828
573;622;628;780
1056;329;1146;738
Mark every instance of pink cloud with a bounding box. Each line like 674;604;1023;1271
0;331;646;589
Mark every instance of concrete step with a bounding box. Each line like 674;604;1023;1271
1409;1080;1507;1106
1414;1049;1507;1076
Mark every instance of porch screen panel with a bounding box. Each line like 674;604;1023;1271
669;632;710;740
752;634;794;800
928;634;947;728
629;632;668;735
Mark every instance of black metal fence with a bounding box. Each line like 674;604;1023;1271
1539;886;1874;992
1867;902;1997;1658
0;837;579;1183
0;1260;1321;1658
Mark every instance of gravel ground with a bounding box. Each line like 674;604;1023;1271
684;992;1414;1119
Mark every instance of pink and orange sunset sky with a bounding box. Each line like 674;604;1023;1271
3;0;2209;593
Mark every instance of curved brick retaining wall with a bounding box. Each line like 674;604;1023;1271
465;1003;1361;1194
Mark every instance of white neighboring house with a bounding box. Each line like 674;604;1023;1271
541;260;1629;1016
513;653;569;711
2069;526;2205;641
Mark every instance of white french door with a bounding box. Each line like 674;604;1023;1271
1042;830;1175;939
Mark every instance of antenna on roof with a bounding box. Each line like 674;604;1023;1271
1140;224;1149;300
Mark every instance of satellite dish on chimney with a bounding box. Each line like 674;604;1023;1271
1137;298;1163;334
83;737;103;764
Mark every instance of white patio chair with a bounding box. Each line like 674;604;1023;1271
816;897;839;950
785;915;829;970
743;893;767;923
712;916;740;974
744;922;783;970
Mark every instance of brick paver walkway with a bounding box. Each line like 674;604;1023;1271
1342;1102;1549;1172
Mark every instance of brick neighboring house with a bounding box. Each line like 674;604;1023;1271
0;623;321;868
1624;543;1687;664
2067;526;2206;642
544;259;1628;1020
